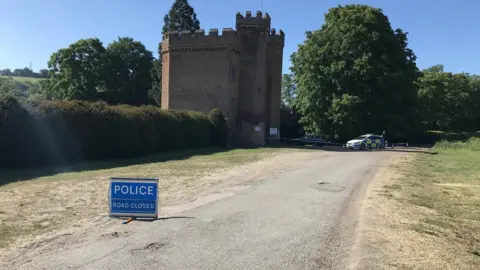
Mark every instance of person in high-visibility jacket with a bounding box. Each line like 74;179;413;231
363;135;385;150
365;137;383;149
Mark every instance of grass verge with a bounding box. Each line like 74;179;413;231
382;138;480;268
0;147;286;249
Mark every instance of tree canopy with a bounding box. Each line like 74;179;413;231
162;0;201;34
292;4;421;140
281;74;296;108
44;37;156;105
418;65;480;131
47;38;108;101
150;42;163;106
105;37;154;105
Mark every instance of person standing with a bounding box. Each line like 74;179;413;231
382;129;387;148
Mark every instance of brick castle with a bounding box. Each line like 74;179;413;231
161;11;285;146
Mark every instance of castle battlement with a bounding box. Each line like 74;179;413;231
236;11;270;20
268;28;285;45
236;11;271;29
163;28;240;50
163;28;237;39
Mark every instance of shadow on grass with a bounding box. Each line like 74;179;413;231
0;147;229;186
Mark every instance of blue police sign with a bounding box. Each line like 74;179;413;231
109;177;159;218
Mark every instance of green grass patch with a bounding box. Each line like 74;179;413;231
0;75;45;83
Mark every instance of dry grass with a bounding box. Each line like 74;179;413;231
0;147;290;250
362;139;480;269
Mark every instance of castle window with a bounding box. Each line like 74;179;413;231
231;67;237;81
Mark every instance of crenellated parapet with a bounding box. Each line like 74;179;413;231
162;28;237;40
236;11;271;30
268;28;285;46
162;28;240;53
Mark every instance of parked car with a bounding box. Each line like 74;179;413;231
291;135;328;146
346;134;386;150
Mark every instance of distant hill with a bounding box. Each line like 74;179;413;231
0;75;45;83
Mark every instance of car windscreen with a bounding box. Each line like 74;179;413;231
353;135;367;140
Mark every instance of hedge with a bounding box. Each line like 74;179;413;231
404;131;480;144
0;97;227;168
208;108;228;147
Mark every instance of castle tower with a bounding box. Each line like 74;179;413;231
161;11;284;146
235;11;272;145
161;29;241;132
267;28;285;138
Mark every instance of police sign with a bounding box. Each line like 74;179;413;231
109;177;159;219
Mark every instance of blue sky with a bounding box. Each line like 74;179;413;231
0;0;479;74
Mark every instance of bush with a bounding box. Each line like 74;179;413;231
434;137;480;152
0;97;214;168
207;108;228;147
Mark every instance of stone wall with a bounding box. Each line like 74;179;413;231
161;29;240;127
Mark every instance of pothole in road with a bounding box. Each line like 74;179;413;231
313;182;346;193
130;242;167;253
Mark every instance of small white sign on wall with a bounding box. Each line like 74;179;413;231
254;126;261;132
269;128;278;136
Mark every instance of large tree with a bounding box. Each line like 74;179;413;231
47;38;108;101
1;69;12;76
470;75;480;130
292;5;421;140
105;37;154;105
162;0;200;34
418;65;480;131
281;74;296;108
149;42;163;106
280;74;303;138
39;69;49;78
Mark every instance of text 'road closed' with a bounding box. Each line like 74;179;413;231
112;201;155;209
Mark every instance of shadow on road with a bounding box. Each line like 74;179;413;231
115;216;195;223
157;216;196;221
266;144;437;155
0;147;228;186
1;144;437;187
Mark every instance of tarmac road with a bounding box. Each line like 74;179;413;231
15;149;407;270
